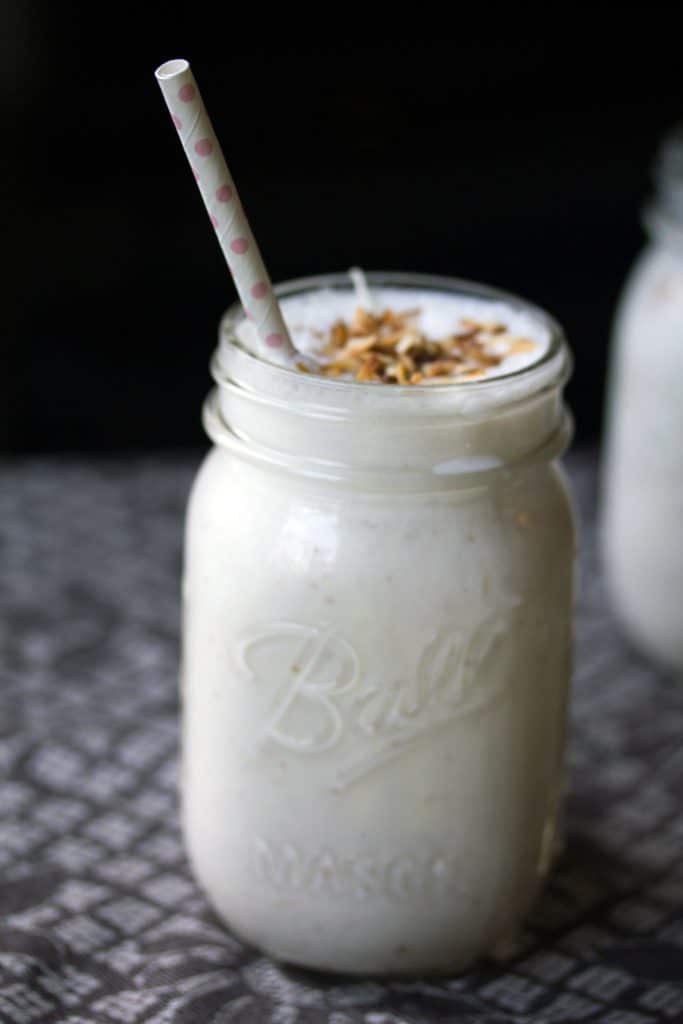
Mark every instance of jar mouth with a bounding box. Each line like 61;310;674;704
215;271;569;405
208;273;572;482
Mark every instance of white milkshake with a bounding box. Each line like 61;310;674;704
181;272;575;974
603;127;683;672
237;285;551;382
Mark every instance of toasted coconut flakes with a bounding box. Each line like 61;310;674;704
330;321;349;348
351;308;379;335
423;359;461;378
380;307;420;328
355;353;383;382
395;331;424;354
509;337;536;354
346;335;378;355
311;308;527;385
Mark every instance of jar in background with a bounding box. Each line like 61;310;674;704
602;127;683;672
181;273;575;974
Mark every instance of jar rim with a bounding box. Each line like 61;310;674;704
216;271;569;404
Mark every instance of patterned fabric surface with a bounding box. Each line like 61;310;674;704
1;452;682;1024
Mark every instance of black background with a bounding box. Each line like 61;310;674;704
6;7;682;453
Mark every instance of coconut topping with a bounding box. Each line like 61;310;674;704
296;307;537;384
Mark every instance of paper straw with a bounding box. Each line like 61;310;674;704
155;58;297;363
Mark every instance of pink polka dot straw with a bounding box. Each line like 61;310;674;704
155;59;296;363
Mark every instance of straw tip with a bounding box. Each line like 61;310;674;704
155;58;190;80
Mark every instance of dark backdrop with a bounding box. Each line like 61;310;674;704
6;7;682;453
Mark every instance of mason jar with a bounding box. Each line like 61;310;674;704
602;126;683;672
181;272;575;974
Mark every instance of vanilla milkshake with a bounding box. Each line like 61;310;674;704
603;126;683;672
181;272;575;974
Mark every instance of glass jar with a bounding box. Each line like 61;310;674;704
602;126;683;672
181;272;575;975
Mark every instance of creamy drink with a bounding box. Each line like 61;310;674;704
181;271;575;974
603;127;683;672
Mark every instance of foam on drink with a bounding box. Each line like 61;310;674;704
236;285;551;383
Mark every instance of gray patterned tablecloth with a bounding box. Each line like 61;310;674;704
1;451;682;1024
